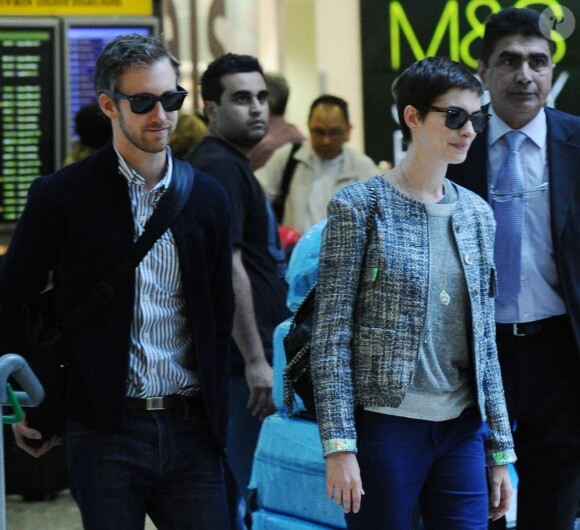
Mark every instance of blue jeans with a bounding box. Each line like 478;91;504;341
346;407;489;530
66;398;229;530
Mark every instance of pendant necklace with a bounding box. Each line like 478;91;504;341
397;165;424;203
397;164;444;203
439;221;451;306
439;279;451;305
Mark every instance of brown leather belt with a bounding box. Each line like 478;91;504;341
126;394;199;411
496;316;566;337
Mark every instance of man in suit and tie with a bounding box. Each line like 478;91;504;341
447;7;580;530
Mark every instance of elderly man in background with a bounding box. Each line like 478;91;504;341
257;94;378;233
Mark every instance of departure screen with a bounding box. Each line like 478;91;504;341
67;26;152;143
0;25;59;223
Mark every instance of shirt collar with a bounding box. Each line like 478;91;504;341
114;145;173;191
487;105;547;150
311;149;345;169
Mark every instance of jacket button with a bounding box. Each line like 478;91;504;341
464;254;473;265
471;288;479;297
455;223;461;232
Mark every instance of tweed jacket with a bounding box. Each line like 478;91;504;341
311;176;515;466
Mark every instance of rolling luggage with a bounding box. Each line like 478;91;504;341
250;414;346;529
253;508;340;530
253;221;343;529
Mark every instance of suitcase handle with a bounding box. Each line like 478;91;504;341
0;353;45;412
2;383;23;424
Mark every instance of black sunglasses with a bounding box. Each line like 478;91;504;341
419;105;491;133
111;86;188;114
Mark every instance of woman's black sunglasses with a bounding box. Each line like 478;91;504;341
111;86;188;114
419;105;491;133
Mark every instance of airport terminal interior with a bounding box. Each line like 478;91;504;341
2;1;580;529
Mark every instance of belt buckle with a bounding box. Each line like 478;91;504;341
513;323;526;337
145;397;165;410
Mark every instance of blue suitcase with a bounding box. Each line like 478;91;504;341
253;509;340;529
250;414;346;529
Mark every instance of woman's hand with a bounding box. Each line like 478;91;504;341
487;464;513;521
326;451;364;513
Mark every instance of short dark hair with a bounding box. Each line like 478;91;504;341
200;53;264;103
392;56;483;145
480;7;555;66
94;33;180;95
265;73;289;116
308;95;350;123
75;103;112;149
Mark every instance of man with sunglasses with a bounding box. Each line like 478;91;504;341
1;34;234;529
447;8;580;530
257;94;377;233
186;53;290;530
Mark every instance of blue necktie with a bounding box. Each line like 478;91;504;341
493;131;527;305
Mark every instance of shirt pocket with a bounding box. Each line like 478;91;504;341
352;325;410;399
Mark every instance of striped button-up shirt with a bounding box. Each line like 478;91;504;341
115;147;200;397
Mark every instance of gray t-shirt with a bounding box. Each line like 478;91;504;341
367;180;475;421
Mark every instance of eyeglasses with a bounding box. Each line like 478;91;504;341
418;105;491;133
309;127;347;139
111;86;188;114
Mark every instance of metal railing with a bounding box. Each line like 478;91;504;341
0;354;44;530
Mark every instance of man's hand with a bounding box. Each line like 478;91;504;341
245;358;275;420
326;452;364;514
12;418;61;458
232;247;276;420
488;464;513;521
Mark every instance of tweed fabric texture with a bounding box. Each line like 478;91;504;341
311;175;515;466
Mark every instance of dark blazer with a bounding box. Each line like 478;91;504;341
447;106;580;353
0;144;234;448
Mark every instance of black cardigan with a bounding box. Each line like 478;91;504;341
0;144;234;449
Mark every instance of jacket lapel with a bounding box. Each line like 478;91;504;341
461;132;489;200
546;108;579;247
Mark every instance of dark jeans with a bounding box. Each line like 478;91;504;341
225;375;263;530
492;317;580;530
346;407;489;530
66;399;229;530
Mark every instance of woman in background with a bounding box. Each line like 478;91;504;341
64;103;112;165
170;112;208;158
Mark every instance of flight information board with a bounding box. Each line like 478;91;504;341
64;19;158;144
0;20;60;223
